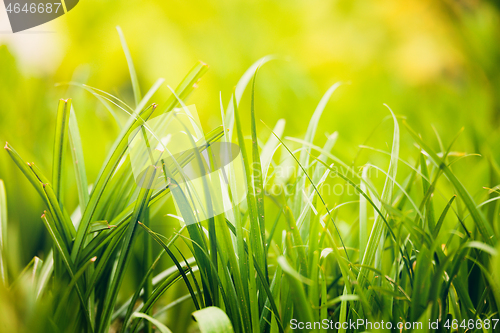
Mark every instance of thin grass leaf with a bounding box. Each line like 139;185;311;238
420;153;436;232
142;207;153;333
232;90;265;280
68;106;89;213
118;226;186;329
192;307;235;333
293;82;341;218
52;99;72;205
117;26;142;106
433;196;456;239
0;180;7;285
88;220;114;233
225;56;274;140
249;69;267;279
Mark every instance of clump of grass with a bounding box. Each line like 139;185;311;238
0;28;499;333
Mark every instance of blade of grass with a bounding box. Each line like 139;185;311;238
433;196;456;239
233;90;265;278
420;153;436;232
55;256;97;321
249;69;267;281
117;26;142;106
277;256;314;325
142;207;153;333
293;83;341;218
0;180;7;285
192;307;235;333
68;106;89;213
52;99;72;205
225;56;274;141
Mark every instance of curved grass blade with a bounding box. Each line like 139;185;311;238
131;313;173;333
293;83;341;218
225;56;274;141
249;70;267;280
117;26;142;106
433;196;456;239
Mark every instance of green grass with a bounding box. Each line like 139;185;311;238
0;30;499;333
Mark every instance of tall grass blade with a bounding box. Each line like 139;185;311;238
0;180;7;285
249;70;267;276
225;56;273;141
68;106;89;213
293;82;341;217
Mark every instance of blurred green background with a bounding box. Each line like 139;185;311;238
1;0;500;291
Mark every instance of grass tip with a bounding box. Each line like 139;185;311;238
4;142;10;150
91;256;97;262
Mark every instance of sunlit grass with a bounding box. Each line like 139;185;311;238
0;29;499;333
